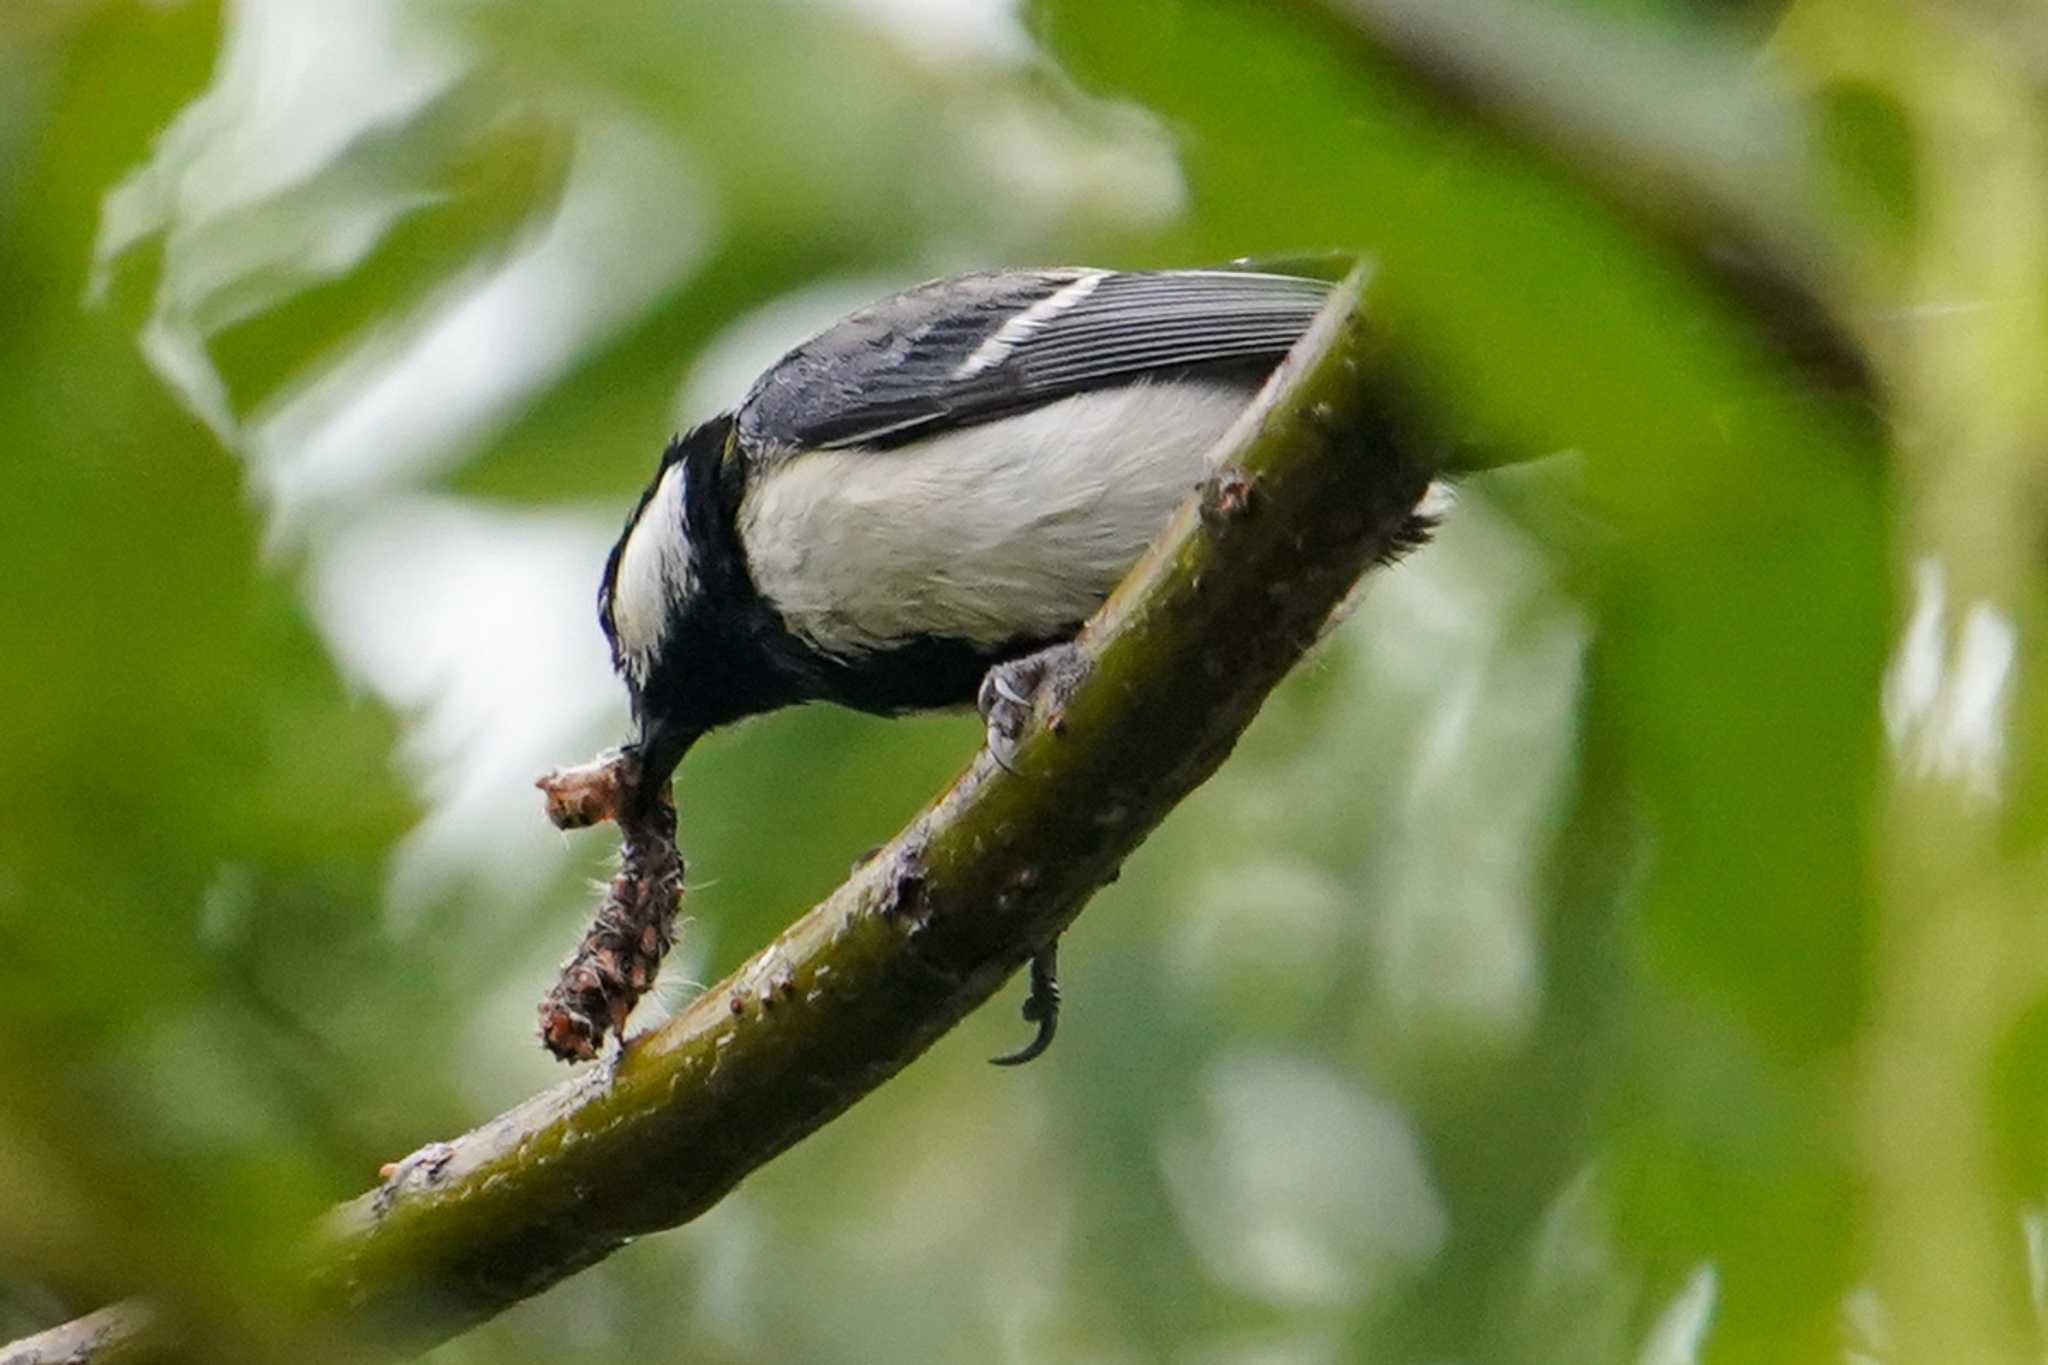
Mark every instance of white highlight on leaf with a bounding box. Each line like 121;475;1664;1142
826;0;1033;66
1364;489;1584;1052
1633;1264;1718;1365
306;498;622;924
1504;1167;1636;1361
1881;557;2018;802
1159;1051;1446;1310
952;270;1106;378
254;119;707;523
2024;1207;2048;1353
1840;1284;1890;1365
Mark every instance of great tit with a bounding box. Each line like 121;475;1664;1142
596;264;1425;1062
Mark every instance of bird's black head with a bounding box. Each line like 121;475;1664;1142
598;414;800;797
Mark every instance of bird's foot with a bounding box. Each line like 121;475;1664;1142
976;642;1084;775
990;940;1062;1067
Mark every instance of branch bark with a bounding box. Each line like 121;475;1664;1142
0;1305;164;1365
5;266;1441;1362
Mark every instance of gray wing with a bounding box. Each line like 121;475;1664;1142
735;268;1332;453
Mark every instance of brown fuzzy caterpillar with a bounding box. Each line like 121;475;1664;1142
534;752;684;1062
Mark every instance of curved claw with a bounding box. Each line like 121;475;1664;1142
991;672;1032;707
989;942;1061;1067
989;1020;1055;1067
977;669;1028;775
978;644;1082;778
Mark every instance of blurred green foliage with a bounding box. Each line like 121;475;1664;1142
3;0;2046;1362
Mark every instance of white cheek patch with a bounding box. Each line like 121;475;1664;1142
738;379;1253;656
610;463;696;682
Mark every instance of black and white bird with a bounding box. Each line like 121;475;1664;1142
597;264;1427;1062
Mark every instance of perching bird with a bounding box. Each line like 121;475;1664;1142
596;264;1429;1063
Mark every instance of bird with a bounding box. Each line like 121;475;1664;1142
595;264;1432;1064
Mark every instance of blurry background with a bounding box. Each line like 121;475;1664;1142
3;0;2045;1361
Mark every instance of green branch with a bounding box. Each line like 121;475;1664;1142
0;1306;166;1365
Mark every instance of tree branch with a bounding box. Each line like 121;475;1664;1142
0;1305;164;1365
6;266;1442;1362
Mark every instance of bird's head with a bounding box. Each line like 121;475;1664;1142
598;413;766;799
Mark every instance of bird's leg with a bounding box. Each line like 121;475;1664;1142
990;939;1061;1066
976;641;1084;774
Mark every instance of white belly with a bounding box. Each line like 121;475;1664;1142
738;380;1253;655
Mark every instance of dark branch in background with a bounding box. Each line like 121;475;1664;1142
1;268;1441;1364
1297;0;1881;411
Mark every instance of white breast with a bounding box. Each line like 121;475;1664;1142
610;462;696;683
737;380;1253;656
